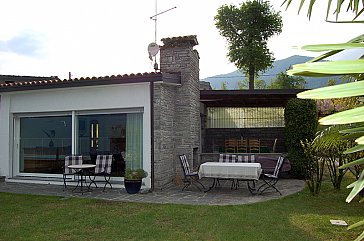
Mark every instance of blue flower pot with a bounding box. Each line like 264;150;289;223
124;179;142;194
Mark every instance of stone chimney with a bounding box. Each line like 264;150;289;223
153;35;200;189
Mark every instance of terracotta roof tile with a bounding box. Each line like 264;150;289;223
161;35;198;48
0;72;182;92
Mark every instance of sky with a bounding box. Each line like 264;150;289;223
0;0;361;80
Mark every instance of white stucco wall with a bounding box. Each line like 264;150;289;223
0;82;152;187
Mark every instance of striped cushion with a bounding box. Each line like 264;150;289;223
236;155;255;163
64;156;83;174
272;156;284;177
219;154;236;163
179;154;192;175
95;155;113;174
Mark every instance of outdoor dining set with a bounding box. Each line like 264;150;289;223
179;153;286;195
63;151;286;196
63;155;113;194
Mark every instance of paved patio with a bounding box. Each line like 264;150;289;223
0;178;305;206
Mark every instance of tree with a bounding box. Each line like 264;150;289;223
268;72;306;89
236;78;266;89
215;1;282;90
284;1;364;239
220;81;228;90
327;79;337;86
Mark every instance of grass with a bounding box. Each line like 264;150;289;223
0;177;363;241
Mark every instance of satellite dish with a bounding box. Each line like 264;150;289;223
148;42;160;61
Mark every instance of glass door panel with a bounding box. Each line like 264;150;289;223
77;114;128;177
19;116;72;174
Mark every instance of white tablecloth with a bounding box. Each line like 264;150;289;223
68;164;96;169
198;162;262;180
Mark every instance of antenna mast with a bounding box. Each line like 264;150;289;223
149;0;176;71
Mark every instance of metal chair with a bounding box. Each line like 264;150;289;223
178;154;205;191
272;138;277;153
257;156;285;195
63;155;83;190
89;155;113;191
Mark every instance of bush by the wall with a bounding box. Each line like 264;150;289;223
285;98;318;178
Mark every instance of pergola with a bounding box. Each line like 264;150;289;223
200;89;306;108
199;89;308;155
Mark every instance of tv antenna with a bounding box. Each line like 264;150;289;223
148;1;176;71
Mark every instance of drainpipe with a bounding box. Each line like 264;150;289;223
150;81;155;191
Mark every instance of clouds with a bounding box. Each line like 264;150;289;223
0;31;45;57
0;0;360;79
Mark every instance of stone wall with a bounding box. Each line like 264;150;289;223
153;36;200;189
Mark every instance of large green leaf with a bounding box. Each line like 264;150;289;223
348;220;364;241
348;219;364;230
343;144;364;154
302;43;364;52
319;106;364;125
297;81;364;99
346;175;364;203
282;0;364;20
306;34;364;63
339;157;364;169
354;231;364;241
340;126;364;134
356;135;364;144
287;60;364;76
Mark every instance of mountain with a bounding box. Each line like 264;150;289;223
202;55;339;89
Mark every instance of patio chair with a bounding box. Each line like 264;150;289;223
89;155;113;191
178;154;205;191
237;139;248;153
272;138;277;153
249;139;260;153
219;154;236;163
63;155;83;190
257;155;284;195
236;154;255;163
225;139;237;153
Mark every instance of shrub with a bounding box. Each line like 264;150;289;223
285;98;318;178
301;139;325;195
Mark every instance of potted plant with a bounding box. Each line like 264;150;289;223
124;168;147;194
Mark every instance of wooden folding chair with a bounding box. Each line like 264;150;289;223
249;139;260;153
225;139;237;153
237;139;248;153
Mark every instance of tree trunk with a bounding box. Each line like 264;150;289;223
249;64;255;90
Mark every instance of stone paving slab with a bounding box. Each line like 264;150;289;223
0;179;305;206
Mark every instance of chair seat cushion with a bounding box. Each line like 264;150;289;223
264;173;277;179
186;171;198;176
256;155;291;174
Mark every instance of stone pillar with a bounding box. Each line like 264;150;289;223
153;35;200;189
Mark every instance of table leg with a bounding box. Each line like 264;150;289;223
71;170;92;194
204;178;218;193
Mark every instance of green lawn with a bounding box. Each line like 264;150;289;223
0;178;362;241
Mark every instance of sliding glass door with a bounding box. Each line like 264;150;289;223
16;111;143;177
19;116;72;174
77;112;143;176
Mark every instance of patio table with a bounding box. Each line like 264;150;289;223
68;164;96;194
199;162;262;194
